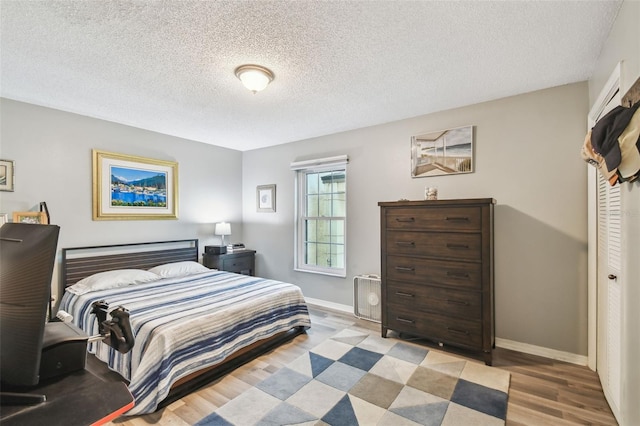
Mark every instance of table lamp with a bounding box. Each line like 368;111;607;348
215;222;231;247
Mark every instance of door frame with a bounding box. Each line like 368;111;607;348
587;62;621;371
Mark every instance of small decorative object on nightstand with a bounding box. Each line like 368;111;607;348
203;249;256;276
205;245;226;255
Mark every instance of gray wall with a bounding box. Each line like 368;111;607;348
589;0;639;106
0;98;244;304
242;82;590;356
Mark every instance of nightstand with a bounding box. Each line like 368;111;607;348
203;249;256;276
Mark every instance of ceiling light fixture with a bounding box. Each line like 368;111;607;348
234;64;274;93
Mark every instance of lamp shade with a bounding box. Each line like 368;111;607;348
214;222;231;236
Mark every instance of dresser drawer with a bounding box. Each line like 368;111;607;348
386;305;482;349
386;280;481;320
385;207;481;231
221;256;253;274
386;231;481;261
386;256;481;290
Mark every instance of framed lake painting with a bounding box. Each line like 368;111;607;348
92;150;178;220
411;125;474;177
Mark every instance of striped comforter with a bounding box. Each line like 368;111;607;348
59;270;311;415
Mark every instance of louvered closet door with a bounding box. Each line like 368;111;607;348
590;63;625;423
597;170;622;416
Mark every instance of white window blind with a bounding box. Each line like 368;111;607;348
290;155;348;170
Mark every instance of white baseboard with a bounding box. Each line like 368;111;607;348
304;298;588;366
305;297;353;315
495;337;588;366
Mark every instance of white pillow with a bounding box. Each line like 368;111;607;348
67;269;161;295
148;261;210;278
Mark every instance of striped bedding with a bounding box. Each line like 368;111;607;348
59;270;311;415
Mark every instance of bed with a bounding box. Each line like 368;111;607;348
58;239;310;416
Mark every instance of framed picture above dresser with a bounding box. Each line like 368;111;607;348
378;198;495;365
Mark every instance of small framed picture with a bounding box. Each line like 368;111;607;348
257;184;276;212
0;159;15;192
13;211;48;224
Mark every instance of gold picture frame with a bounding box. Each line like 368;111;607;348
257;184;276;212
13;211;48;224
93;149;178;220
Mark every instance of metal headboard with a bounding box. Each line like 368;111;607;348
61;239;199;287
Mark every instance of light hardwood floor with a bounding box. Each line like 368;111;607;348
103;305;617;426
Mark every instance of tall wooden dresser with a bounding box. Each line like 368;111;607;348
378;198;495;364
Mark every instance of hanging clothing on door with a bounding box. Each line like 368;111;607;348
615;107;640;182
583;102;640;185
581;130;619;185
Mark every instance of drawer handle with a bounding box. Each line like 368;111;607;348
396;241;416;247
395;291;415;298
445;216;470;222
396;317;415;324
395;217;416;223
447;271;470;279
446;299;470;306
395;266;415;272
447;327;470;335
446;243;470;250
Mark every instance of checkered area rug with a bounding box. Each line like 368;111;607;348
195;328;510;426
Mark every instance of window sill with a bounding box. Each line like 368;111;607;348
294;267;346;278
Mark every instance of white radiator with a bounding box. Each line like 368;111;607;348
353;274;381;323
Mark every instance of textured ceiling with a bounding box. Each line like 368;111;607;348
0;1;622;151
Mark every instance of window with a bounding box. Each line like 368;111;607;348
292;156;348;277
